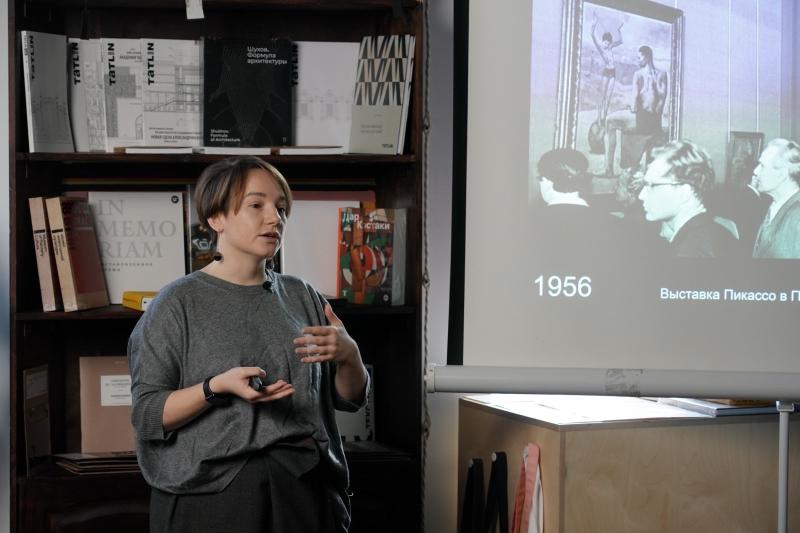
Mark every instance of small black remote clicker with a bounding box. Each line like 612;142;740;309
249;376;264;392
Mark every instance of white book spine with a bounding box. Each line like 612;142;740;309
81;39;108;152
20;31;75;153
101;38;144;152
68;38;90;151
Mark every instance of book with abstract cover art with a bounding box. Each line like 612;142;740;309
337;207;406;305
349;35;415;155
203;38;292;147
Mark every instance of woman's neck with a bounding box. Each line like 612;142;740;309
201;257;269;286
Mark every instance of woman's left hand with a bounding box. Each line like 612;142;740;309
294;304;361;367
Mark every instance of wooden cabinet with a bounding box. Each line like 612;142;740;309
9;2;423;531
459;395;800;533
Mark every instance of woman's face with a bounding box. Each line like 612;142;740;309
209;168;288;262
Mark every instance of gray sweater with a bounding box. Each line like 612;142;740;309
127;270;365;494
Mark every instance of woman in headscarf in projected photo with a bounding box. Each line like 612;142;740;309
128;156;369;533
535;148;621;265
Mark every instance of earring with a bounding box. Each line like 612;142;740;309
212;251;223;262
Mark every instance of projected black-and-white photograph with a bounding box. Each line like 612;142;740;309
529;0;800;261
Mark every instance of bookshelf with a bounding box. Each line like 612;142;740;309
9;1;424;532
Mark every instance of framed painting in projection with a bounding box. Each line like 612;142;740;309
556;0;684;181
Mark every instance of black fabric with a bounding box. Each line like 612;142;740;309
460;458;485;533
149;447;349;533
483;452;508;533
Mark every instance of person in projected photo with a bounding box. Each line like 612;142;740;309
128;156;369;533
638;140;737;258
752;138;800;259
604;45;668;177
589;14;624;146
535;148;620;264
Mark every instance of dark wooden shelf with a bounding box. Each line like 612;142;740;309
15;305;142;321
27;0;420;10
15;303;415;321
17;153;419;165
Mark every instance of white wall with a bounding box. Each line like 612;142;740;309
424;0;457;531
1;2;10;532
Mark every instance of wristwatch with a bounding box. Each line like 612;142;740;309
203;376;229;406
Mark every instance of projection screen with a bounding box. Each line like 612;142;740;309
438;0;800;398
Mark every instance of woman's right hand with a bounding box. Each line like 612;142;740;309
210;367;295;403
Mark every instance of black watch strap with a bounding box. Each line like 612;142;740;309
203;376;228;406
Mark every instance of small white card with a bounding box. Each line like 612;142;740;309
100;375;132;406
186;0;204;20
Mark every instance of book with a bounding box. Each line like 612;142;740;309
101;38;144;151
68;38;91;152
281;191;374;297
54;451;140;475
20;31;75;153
657;397;778;417
185;183;214;272
292;41;359;151
28;197;63;311
77;356;135;453
335;363;375;442
75;191;186;304
192;146;273;155
121;290;157;311
78;39;108;152
274;145;345;156
337;207;407;305
44;196;109;312
141;39;203;147
23;365;51;464
119;146;194;154
203;37;292;147
349;35;415;155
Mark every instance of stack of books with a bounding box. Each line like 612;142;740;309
53;451;140;475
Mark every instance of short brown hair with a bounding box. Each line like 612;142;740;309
194;156;292;245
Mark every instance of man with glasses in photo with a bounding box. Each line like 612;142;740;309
752;138;800;259
638;140;736;257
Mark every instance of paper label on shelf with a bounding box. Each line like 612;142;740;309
100;375;132;406
25;368;48;399
186;0;204;20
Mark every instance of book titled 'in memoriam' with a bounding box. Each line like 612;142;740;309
44;196;109;312
203;38;292;148
20;31;75;152
77;191;186;304
337;207;407;305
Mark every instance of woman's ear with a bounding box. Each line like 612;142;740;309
207;213;224;233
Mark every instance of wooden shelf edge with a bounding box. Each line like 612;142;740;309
14;303;414;321
26;0;421;10
17;153;418;165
